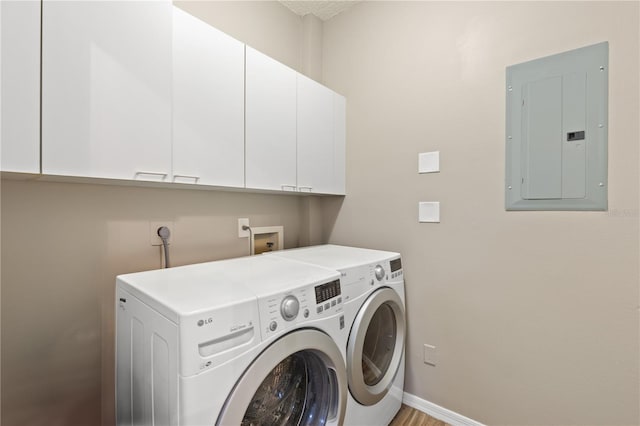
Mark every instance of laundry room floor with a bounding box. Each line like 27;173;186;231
389;405;449;426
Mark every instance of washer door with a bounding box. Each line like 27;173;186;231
347;287;406;406
217;329;347;426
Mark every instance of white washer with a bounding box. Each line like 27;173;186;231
269;245;406;426
116;255;348;425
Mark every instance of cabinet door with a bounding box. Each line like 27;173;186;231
172;8;245;187
297;74;333;194
42;0;172;182
297;74;342;195
1;0;40;173
245;47;297;191
333;93;346;195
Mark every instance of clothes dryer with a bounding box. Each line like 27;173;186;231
269;245;406;426
116;255;348;425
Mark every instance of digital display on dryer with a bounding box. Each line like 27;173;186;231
390;258;402;272
315;279;341;304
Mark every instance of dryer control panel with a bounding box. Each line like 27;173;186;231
389;257;403;280
258;278;343;340
367;257;403;283
341;256;404;304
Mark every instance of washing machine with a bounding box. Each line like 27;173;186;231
115;255;348;425
269;245;406;426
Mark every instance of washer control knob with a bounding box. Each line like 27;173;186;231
303;309;310;318
280;296;300;321
374;265;385;281
269;321;277;331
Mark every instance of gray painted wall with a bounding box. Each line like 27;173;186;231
322;1;639;424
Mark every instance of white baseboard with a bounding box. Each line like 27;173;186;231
402;392;485;426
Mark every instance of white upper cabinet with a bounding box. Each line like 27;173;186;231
172;7;245;187
246;48;346;195
297;74;346;195
333;94;346;195
15;2;345;193
297;74;333;193
1;0;41;173
245;47;297;192
41;0;173;182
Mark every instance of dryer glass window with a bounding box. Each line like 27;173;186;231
242;350;337;426
362;303;396;386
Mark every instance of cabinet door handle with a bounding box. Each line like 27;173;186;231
298;186;313;192
173;174;200;183
281;185;297;191
135;171;168;181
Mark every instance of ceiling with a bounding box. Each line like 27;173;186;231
279;1;360;21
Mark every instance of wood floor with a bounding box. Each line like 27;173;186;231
388;404;450;426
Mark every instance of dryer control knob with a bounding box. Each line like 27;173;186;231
281;296;300;321
374;265;385;281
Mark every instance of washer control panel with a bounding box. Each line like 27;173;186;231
258;277;343;339
315;279;341;303
314;279;342;315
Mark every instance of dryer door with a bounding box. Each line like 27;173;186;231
347;287;406;406
217;328;347;426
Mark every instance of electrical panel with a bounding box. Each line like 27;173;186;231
505;42;608;211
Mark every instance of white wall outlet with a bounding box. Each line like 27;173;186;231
238;218;250;238
419;151;440;173
149;221;174;246
424;344;437;366
419;202;440;223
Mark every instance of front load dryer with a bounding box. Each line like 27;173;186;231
116;255;348;426
269;245;406;426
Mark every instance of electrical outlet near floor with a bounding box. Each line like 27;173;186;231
423;344;436;366
149;221;174;246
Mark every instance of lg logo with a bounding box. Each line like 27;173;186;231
197;317;213;327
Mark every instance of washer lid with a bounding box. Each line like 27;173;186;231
117;261;257;322
211;255;340;297
116;255;340;322
269;244;400;270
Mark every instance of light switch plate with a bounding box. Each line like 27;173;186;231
419;151;440;173
419;202;440;223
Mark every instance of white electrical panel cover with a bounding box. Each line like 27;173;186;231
505;42;608;211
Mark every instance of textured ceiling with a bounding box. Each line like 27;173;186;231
279;1;360;21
